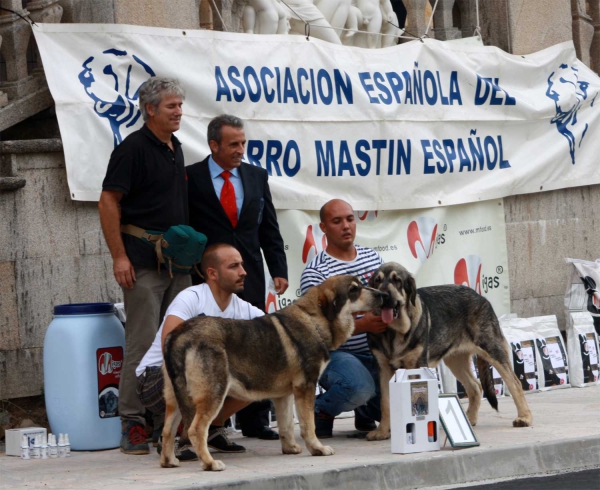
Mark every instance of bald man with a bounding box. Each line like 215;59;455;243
300;199;390;438
136;244;267;460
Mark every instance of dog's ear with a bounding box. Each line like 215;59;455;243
404;275;417;306
319;291;339;322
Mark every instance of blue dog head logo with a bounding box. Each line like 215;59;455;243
78;49;155;147
546;64;594;165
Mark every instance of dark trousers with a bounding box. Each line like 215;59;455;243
236;400;271;434
120;269;191;427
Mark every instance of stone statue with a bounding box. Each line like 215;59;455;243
240;0;401;48
243;0;289;35
285;0;343;44
345;0;383;48
379;0;402;47
314;0;352;40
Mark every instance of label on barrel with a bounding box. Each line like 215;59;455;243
96;347;123;418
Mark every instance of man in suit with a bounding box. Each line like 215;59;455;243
187;114;289;439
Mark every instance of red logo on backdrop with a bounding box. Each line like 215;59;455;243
356;211;378;221
454;255;482;294
97;347;123;419
302;224;327;264
407;217;437;263
266;291;277;314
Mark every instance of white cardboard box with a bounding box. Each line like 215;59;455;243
390;368;440;454
5;427;47;456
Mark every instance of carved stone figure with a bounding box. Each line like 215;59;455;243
285;0;343;44
346;0;383;48
243;0;289;34
314;0;352;39
379;0;402;47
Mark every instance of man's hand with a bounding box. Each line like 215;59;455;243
274;277;289;295
353;311;389;335
114;255;136;289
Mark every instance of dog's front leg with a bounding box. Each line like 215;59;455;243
293;384;335;456
273;395;302;454
367;355;393;441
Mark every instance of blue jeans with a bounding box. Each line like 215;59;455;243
315;350;381;422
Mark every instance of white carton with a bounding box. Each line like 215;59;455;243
389;368;440;454
5;427;47;457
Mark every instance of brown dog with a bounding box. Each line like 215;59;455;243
366;262;533;442
160;275;386;471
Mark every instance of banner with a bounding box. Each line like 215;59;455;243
265;199;510;315
34;24;600;209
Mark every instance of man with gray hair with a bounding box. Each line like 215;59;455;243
186;114;289;440
99;76;190;455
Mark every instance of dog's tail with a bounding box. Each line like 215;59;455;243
163;328;197;427
476;356;499;411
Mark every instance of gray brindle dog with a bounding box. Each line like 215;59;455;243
366;262;533;442
160;275;386;471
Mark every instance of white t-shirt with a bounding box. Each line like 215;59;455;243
136;283;264;376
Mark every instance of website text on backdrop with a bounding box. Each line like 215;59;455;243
299;198;392;437
160;274;386;471
187;114;288;439
137;244;268;459
365;262;533;443
98;77;190;455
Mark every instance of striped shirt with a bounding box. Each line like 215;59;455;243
300;245;384;354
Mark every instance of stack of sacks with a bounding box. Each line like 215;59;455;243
567;312;600;387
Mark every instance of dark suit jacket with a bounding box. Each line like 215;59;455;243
187;157;288;310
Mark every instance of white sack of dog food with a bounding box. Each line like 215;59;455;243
499;317;540;394
567;312;600;387
564;258;600;334
438;357;504;400
524;316;570;390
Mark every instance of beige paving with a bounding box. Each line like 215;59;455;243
1;386;599;489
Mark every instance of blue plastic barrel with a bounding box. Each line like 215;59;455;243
44;303;125;450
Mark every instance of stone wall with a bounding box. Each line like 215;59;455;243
0;140;121;399
505;186;600;330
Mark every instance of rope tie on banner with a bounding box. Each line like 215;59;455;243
210;0;228;32
0;7;36;26
474;0;482;38
279;0;418;42
423;0;439;38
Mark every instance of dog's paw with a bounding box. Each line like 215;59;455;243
202;459;226;471
512;416;532;428
282;443;302;454
309;445;335;456
160;457;180;468
366;428;391;441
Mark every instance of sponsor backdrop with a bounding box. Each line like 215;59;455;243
264;199;510;315
34;24;600;209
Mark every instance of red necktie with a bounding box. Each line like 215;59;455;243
220;171;238;228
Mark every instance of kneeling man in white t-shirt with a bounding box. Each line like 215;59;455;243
136;243;265;459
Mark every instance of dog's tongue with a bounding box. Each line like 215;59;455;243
381;308;394;324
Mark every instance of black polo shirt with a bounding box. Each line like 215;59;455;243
102;124;188;268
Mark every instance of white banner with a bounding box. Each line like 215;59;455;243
265;199;510;315
34;24;600;209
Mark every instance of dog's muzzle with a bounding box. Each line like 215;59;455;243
378;290;400;324
366;287;389;307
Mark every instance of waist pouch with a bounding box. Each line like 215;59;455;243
121;224;207;277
